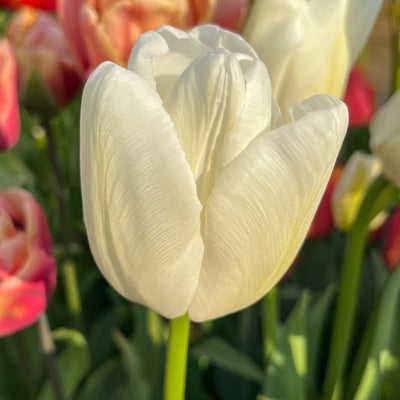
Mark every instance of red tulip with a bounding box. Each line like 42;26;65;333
0;0;55;11
0;189;56;336
308;167;342;238
383;207;400;271
7;7;82;109
0;39;20;151
212;0;248;31
343;66;375;127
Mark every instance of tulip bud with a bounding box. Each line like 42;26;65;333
7;7;82;111
343;66;375;127
0;39;20;151
0;188;56;336
80;25;348;321
332;151;384;231
243;0;383;121
370;89;400;189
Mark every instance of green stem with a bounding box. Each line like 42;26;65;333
322;175;400;400
62;259;82;326
164;314;190;400
261;286;278;364
389;0;400;93
37;314;65;400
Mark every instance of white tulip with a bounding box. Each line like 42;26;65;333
332;151;383;231
370;89;400;189
80;25;348;322
243;0;383;121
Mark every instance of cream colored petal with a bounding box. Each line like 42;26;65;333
190;24;258;59
164;49;245;206
81;62;203;319
345;0;384;67
218;59;279;170
189;95;348;321
370;89;400;189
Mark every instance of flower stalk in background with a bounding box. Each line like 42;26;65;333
7;6;82;112
243;0;383;120
0;188;57;336
0;38;20;151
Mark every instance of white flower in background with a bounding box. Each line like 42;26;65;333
80;25;348;322
332;151;383;232
370;89;400;189
243;0;383;121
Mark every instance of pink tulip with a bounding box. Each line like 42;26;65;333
0;39;20;151
57;0;247;78
0;188;56;336
343;66;375;127
7;7;82;108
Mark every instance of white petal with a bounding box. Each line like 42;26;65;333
370;89;400;188
218;59;279;170
190;24;258;59
81;62;203;319
345;0;384;67
189;95;348;321
164;49;245;205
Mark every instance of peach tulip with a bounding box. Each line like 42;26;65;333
0;39;20;151
0;188;56;336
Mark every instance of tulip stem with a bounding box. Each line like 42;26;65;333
164;314;190;400
37;314;65;400
322;174;400;400
261;286;278;364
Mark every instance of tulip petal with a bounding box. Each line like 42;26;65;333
81;62;203;319
164;49;245;205
190;24;258;59
370;89;400;189
345;0;384;67
128;26;210;101
189;95;348;321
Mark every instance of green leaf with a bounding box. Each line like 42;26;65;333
346;267;400;400
112;329;151;400
262;291;309;400
0;151;34;189
190;337;264;383
37;329;90;400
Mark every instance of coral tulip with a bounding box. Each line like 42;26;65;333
0;39;20;151
80;25;348;321
0;188;56;336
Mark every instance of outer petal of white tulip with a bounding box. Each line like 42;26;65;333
189;95;348;321
370;89;400;189
164;49;246;205
81;62;203;319
332;151;382;231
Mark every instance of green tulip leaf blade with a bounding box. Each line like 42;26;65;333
37;328;90;400
0;151;34;190
190;336;264;383
346;267;400;400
